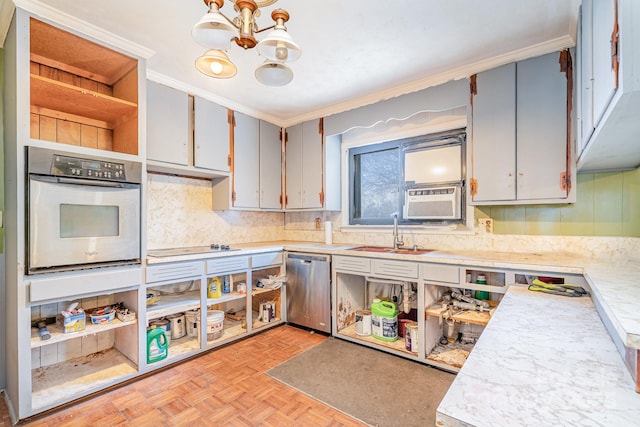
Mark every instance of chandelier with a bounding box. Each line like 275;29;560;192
192;0;301;86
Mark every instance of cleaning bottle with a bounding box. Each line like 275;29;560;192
146;327;168;363
371;300;398;342
207;277;222;298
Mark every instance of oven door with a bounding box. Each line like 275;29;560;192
28;175;141;273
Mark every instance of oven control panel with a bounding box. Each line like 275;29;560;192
51;154;127;181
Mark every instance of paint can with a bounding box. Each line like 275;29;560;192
405;322;419;353
355;310;372;336
167;313;186;339
206;310;225;341
185;310;200;337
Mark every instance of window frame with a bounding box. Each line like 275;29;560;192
348;129;466;226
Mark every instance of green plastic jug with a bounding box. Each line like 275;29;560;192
147;327;168;363
371;300;398;342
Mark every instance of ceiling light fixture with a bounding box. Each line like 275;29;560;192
192;0;301;86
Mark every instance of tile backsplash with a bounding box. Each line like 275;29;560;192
147;169;639;260
146;173;284;249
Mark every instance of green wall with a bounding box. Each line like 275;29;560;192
476;167;640;237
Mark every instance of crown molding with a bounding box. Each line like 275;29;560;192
281;35;576;128
11;0;154;58
146;69;286;127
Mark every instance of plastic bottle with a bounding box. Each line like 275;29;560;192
146;327;168;363
371;300;398;342
207;277;222;298
223;275;230;293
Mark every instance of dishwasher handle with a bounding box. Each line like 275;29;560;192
286;253;331;263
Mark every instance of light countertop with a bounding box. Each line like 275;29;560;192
146;241;640;425
436;286;640;426
146;241;640;351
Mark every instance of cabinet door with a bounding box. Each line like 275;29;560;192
193;97;230;172
233;112;260;208
516;52;568;201
579;0;594;150
285;123;303;209
301;119;324;208
591;0;617;128
147;81;189;165
471;63;516;202
259;121;282;209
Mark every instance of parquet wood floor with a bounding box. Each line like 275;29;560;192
0;326;366;426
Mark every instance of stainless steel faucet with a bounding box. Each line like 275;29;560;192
393;214;404;249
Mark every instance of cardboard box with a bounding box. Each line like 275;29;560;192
60;310;86;333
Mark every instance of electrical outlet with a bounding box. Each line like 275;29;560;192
478;217;493;233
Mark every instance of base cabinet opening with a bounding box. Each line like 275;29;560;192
30;289;138;411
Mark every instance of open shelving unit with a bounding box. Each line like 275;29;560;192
30;290;139;412
31;347;138;411
147;290;201;319
30;317;136;348
29;18;139;155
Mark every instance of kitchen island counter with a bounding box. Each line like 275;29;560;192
435;285;640;426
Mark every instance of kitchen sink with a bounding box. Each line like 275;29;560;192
349;246;434;255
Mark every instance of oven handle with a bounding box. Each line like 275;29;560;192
30;175;137;189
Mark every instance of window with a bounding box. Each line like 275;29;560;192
348;129;466;225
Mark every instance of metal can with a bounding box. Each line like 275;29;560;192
355;310;372;336
405;323;419;353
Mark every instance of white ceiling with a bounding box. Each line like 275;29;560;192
8;0;581;127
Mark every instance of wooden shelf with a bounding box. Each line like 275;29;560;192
206;318;247;346
461;282;506;294
31;347;137;411
425;304;496;327
30;74;137;125
338;323;416;356
30;317;137;349
252;287;281;296
165;335;200;362
147;291;201;320
206;291;246;306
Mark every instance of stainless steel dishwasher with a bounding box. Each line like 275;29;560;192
285;252;331;333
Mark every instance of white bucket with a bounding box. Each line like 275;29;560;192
206;310;224;341
185;310;199;337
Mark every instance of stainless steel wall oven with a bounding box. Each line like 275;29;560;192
26;147;142;274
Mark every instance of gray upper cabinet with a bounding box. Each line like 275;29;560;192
232;112;260;208
285;120;323;209
470;63;516;202
285;123;304;209
285;119;341;211
516;53;568;201
147;81;230;178
147;81;189;165
577;0;640;172
212;114;283;211
470;51;571;204
193;97;230;172
259;121;283;209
